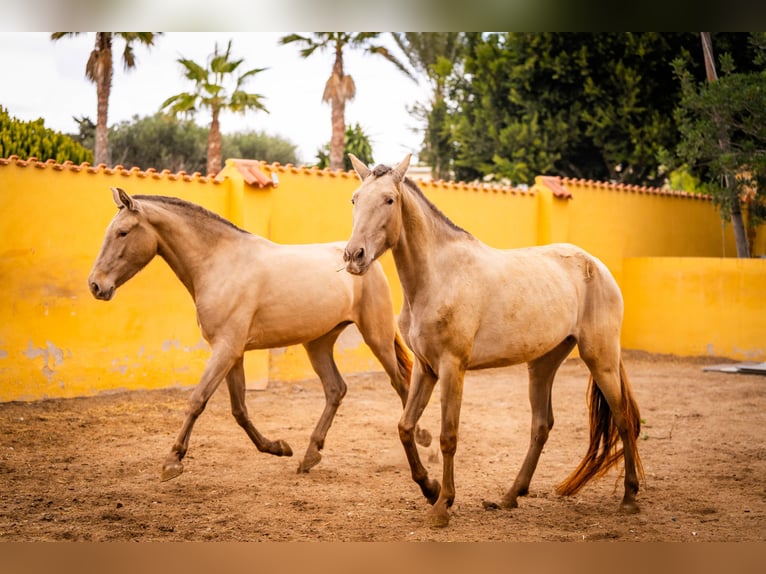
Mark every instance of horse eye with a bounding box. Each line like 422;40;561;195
118;230;128;238
386;198;394;205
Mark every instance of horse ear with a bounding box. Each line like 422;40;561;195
391;153;412;184
348;154;371;181
111;187;137;212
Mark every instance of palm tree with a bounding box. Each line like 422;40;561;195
161;39;268;176
279;33;415;170
51;32;161;166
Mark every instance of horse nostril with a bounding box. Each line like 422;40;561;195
355;247;365;261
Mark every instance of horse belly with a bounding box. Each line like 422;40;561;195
245;268;356;349
468;285;579;368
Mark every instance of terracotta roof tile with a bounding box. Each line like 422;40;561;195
538;175;573;199
0;156;221;184
221;159;276;188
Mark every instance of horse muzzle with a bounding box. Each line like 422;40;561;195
88;277;115;301
343;245;371;275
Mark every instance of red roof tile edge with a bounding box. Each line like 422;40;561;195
0;155;220;184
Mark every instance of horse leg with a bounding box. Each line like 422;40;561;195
501;337;576;509
576;345;643;514
226;356;293;457
357;315;432;447
297;327;347;473
426;355;467;528
399;361;441;507
161;347;237;481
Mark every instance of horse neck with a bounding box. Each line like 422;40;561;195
145;203;240;298
392;184;463;303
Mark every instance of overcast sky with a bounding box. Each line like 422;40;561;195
0;32;432;166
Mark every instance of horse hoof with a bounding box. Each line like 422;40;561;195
160;462;183;482
416;428;433;448
274;439;293;457
297;452;321;474
426;507;450;528
500;495;519;509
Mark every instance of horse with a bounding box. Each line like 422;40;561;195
88;187;431;482
342;153;644;528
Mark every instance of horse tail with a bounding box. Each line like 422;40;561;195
557;357;644;496
393;329;413;386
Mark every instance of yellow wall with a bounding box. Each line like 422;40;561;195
622;257;765;361
1;157;763;402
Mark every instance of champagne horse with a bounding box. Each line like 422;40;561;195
343;154;643;527
88;187;430;481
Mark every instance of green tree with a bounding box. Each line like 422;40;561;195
391;33;465;180
161;39;269;176
50;32;161;166
223;131;299;165
279;33;414;170
68;115;95;151
445;33;760;186
671;33;766;257
315;123;374;171
109;113;209;173
0;105;93;164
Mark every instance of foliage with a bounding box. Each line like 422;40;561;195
109;113;208;173
161;39;269;175
443;33;761;187
391;33;465;180
315;123;374;170
69;115;95;152
51;32;161;165
107;113;299;173
223;131;299;166
280;33;414;170
671;37;766;232
0;105;93;164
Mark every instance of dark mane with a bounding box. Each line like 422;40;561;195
371;163;470;236
134;195;249;234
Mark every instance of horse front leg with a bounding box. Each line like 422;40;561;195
399;361;441;508
226;356;293;458
427;356;466;528
160;347;237;482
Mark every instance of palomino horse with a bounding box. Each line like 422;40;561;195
88;187;430;481
343;154;644;527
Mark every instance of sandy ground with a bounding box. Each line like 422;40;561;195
1;350;764;542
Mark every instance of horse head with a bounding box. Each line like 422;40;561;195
343;153;411;275
88;187;158;301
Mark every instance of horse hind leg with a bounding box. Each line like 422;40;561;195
561;347;644;514
357;306;432;447
501;337;575;509
226;356;293;458
297;327;348;473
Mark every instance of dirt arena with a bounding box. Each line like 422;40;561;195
1;350;764;542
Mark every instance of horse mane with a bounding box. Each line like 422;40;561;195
133;195;249;234
371;164;471;236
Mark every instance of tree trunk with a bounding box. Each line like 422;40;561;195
329;46;346;171
207;106;222;176
94;33;112;166
701;32;750;257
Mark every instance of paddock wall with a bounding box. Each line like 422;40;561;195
1;156;763;401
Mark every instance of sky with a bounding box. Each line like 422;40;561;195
0;32;432;166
